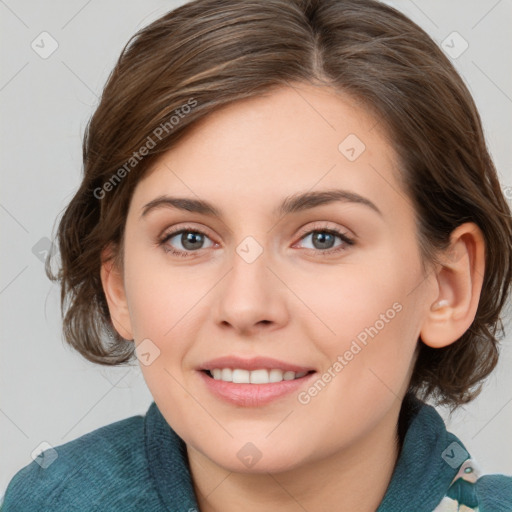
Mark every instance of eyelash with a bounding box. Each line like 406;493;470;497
157;224;355;258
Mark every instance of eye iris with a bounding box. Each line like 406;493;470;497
313;231;335;249
182;232;203;250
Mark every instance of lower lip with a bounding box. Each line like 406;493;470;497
198;371;316;407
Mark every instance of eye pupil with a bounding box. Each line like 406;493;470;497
313;231;335;249
182;232;203;250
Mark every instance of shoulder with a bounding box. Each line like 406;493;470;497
1;411;161;512
386;395;512;512
434;458;512;512
474;473;512;511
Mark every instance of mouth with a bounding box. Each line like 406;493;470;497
197;356;317;407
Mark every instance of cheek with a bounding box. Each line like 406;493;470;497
295;253;420;395
124;248;204;340
294;260;408;345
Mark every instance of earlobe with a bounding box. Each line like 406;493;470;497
420;222;485;349
100;245;134;341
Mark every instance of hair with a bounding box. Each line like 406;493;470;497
47;0;512;409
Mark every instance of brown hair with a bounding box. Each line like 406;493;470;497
47;0;512;409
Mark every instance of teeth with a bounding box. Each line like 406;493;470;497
209;368;308;384
232;369;250;383
221;368;232;382
250;369;269;384
269;369;284;383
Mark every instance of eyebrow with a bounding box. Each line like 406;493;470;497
140;189;382;220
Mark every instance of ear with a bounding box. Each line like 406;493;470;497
100;244;134;341
420;222;485;349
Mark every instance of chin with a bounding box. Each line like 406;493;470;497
202;441;310;475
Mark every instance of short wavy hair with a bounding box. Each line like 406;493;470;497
47;0;512;409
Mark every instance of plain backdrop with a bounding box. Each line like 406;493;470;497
1;0;511;497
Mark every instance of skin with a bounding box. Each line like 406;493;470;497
101;83;485;511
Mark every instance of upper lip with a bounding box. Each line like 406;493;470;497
200;356;315;373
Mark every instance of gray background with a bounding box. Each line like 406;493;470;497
1;0;511;496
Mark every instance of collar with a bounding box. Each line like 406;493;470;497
144;402;199;510
377;392;467;511
145;393;467;511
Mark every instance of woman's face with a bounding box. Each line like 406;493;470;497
114;83;438;473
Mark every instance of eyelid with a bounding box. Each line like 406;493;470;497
159;221;352;241
159;222;217;241
295;221;355;241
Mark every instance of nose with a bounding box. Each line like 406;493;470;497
212;247;289;337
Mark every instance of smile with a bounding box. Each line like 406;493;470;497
207;368;309;384
198;356;316;406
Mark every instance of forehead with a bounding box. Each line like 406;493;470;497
129;83;408;223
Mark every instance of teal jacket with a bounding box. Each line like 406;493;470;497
2;394;511;511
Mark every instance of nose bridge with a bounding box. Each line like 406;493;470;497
213;235;287;333
224;236;272;307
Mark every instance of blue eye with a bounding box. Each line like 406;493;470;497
158;226;355;258
298;229;354;253
159;228;215;257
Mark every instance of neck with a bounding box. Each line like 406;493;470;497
187;401;402;512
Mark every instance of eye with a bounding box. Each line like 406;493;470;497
295;227;355;254
157;224;355;258
158;226;215;257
